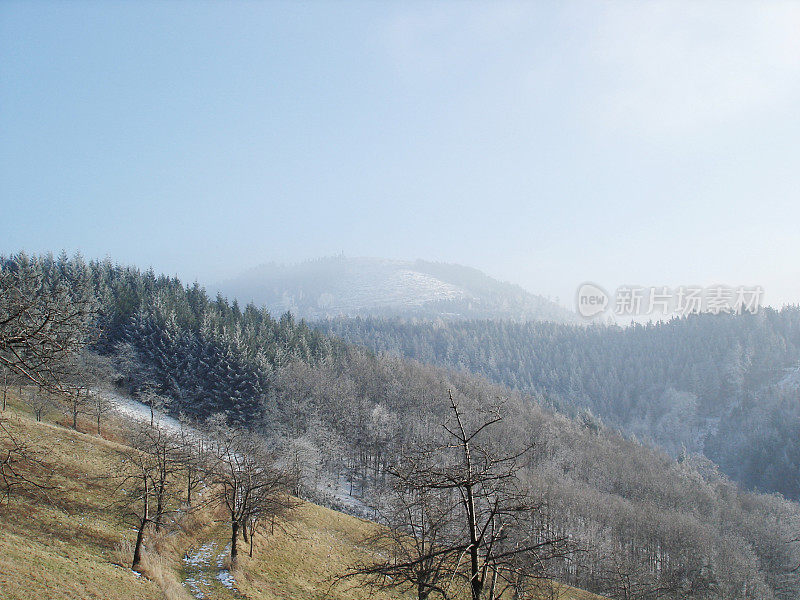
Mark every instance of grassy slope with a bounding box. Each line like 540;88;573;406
0;389;603;600
0;399;163;600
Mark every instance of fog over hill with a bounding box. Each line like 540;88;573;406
216;256;578;323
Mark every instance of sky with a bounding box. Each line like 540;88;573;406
2;1;800;309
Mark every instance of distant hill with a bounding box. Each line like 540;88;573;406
216;257;577;322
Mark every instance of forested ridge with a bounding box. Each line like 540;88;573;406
3;252;800;600
319;312;800;499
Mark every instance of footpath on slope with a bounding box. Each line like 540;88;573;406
181;525;244;600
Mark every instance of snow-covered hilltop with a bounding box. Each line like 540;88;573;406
215;257;577;322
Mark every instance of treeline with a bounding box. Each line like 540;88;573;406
3;252;800;599
318;312;800;499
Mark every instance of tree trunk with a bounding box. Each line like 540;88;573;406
132;519;147;570
231;520;239;564
467;483;482;600
155;467;166;531
155;495;163;532
132;481;149;570
242;519;249;543
418;580;430;600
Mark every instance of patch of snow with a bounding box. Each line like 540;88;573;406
183;575;209;599
182;542;219;599
217;570;236;590
182;540;237;597
96;389;185;434
309;473;373;519
184;542;216;567
216;544;229;569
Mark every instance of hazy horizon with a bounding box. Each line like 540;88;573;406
3;2;800;308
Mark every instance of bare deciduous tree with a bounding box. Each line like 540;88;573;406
347;391;571;600
0;417;54;502
0;256;95;392
175;419;205;507
206;418;296;565
113;423;183;570
348;485;462;600
58;351;116;431
91;391;114;436
140;388;169;429
76;351;116;435
26;387;53;422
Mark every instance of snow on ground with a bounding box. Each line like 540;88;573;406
311;473;374;519
183;574;208;600
216;545;229;569
97;388;184;434
216;569;236;591
184;541;217;567
182;540;237;598
183;542;218;599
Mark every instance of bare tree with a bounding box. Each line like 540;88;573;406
26;387;53;422
77;351;117;435
0;256;95;392
243;475;300;558
348;391;571;600
59;351;116;431
92;391;114;436
0;256;97;496
0;416;54;502
140;388;169;429
347;484;462;600
113;423;183;569
117;441;154;570
205;418;296;565
175;419;205;506
65;388;90;430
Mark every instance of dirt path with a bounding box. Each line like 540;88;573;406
182;531;242;600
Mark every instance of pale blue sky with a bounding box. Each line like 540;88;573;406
2;1;799;307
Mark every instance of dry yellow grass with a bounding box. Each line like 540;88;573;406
0;399;163;599
0;388;605;600
227;502;404;600
231;503;606;600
